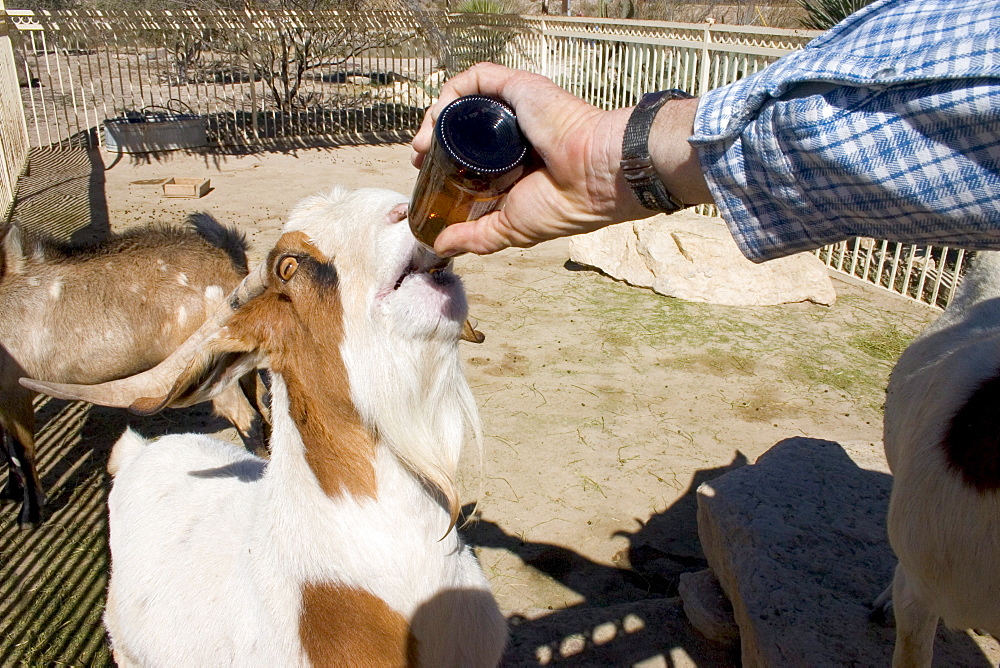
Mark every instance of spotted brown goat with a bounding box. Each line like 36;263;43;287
1;216;264;526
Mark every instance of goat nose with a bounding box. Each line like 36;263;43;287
388;203;408;225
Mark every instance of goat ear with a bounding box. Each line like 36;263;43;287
129;332;260;416
461;318;485;344
2;225;25;276
388;203;408;224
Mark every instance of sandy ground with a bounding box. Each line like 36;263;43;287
92;143;1000;666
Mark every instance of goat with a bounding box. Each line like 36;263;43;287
1;217;263;526
23;187;507;666
874;250;1000;665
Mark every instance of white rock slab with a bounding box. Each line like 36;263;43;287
695;437;995;666
568;211;836;306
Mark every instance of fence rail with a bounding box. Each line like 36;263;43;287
1;0;30;222
1;7;966;307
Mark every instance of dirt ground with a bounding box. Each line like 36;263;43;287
72;142;996;665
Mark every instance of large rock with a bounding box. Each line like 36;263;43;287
697;438;896;666
695;438;997;666
568;211;836;306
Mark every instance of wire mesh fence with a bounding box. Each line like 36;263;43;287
7;8;442;149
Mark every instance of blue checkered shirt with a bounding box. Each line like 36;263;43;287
692;0;1000;262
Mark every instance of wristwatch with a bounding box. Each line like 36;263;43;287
621;89;694;213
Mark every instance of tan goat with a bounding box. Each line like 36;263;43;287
1;217;263;526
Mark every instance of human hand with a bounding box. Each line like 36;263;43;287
411;63;709;257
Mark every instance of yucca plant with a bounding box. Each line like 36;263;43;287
455;0;510;11
797;0;873;30
450;0;516;72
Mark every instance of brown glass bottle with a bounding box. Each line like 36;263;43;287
409;96;530;250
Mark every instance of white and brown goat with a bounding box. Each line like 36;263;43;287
1;217;263;526
874;250;1000;666
24;187;506;666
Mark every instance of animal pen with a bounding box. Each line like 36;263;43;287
1;6;972;309
0;4;974;665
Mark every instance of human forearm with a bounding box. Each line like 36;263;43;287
410;63;712;257
646;95;712;208
688;0;1000;262
693;75;1000;263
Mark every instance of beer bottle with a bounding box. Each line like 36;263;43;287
409;96;530;251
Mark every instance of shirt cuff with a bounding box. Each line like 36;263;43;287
691;81;819;264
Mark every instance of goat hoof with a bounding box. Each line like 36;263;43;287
869;599;894;628
16;496;45;529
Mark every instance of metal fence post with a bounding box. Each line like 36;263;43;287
540;19;548;79
244;5;259;141
0;0;10;219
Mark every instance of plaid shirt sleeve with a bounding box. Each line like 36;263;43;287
691;0;1000;262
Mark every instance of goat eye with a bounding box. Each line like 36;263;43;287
277;256;298;282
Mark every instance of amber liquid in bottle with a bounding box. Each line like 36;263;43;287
410;96;530;250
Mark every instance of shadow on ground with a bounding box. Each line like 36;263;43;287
9;134;110;245
460;439;997;667
460;456;747;666
0;398;234;665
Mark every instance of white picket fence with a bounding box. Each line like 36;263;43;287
500;15;816;104
0;0;30;223
494;15;965;308
0;7;966;307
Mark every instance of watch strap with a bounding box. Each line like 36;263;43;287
621;89;694;213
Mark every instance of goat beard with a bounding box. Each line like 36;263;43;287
340;321;480;524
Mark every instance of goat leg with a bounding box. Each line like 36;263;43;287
869;581;894;627
247;370;271;429
240;371;271;457
0;428;23;502
1;429;44;527
891;564;938;667
213;376;268;458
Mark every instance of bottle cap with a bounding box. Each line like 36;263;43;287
435;96;529;177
